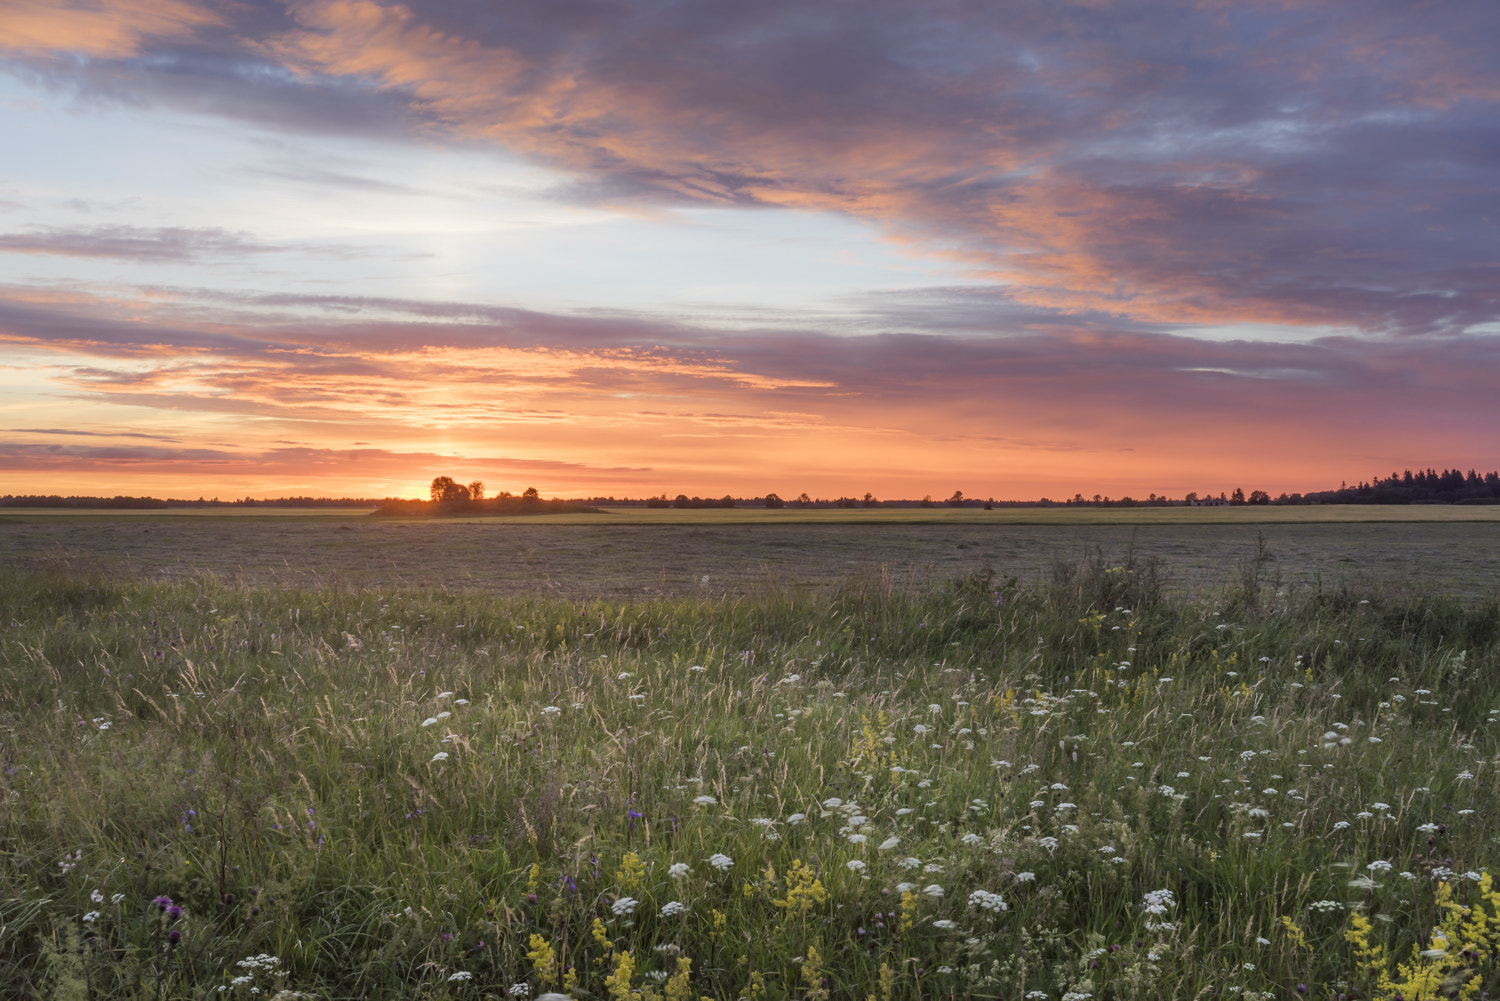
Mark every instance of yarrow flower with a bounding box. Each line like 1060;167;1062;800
611;897;638;916
448;971;473;982
508;982;529;997
1143;888;1177;930
708;853;734;871
693;795;717;806
660;900;687;917
969;889;1008;912
932;919;957;930
431;751;449;762
923;884;944;898
668;862;690;879
847;860;867;872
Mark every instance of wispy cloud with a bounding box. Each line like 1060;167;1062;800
7;2;1497;334
7;426;182;442
0;226;382;262
2;281;1496;497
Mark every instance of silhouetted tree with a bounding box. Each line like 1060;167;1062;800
468;481;485;500
947;490;964;507
1248;490;1270;505
862;492;877;507
764;493;784;509
430;476;470;502
521;486;540;500
1231;487;1246;505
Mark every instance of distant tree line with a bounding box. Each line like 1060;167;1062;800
8;468;1497;510
643;494;737;509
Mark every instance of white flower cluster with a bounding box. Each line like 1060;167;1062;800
660;900;687;917
611;897;638;916
1143;888;1177;931
969;889;1008;912
707;853;734;871
237;955;282;972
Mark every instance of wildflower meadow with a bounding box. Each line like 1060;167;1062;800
1;556;1497;1000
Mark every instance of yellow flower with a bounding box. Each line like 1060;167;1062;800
605;950;636;1001
899;889;918;933
592;917;615;953
664;957;693;1001
620;851;647;893
773;859;827;916
526;933;557;988
801;945;829;1001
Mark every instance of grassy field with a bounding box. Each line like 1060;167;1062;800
1;553;1497;1000
4;508;1500;598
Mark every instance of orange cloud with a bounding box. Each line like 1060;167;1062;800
0;0;220;58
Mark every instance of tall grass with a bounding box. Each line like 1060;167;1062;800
0;560;1496;1000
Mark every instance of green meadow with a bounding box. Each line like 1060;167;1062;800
1;530;1498;999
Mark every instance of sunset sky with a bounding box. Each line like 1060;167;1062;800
1;0;1497;500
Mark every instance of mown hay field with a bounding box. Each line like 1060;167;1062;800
3;507;1500;598
1;537;1498;1000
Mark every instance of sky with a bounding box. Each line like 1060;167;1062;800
1;0;1497;501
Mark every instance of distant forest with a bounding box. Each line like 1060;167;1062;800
3;467;1497;510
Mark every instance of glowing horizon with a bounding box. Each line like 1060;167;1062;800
2;0;1497;501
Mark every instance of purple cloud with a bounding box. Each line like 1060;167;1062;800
6;0;1497;334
